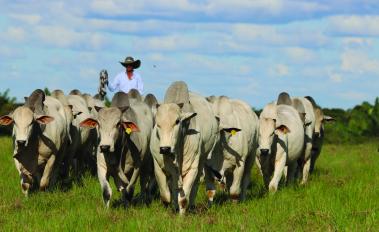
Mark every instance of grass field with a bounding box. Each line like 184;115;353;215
0;136;378;231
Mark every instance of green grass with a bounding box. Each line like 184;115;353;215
0;136;378;231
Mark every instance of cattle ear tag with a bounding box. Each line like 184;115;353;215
231;130;236;136
125;127;132;134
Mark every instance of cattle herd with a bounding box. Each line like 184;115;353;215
0;80;334;215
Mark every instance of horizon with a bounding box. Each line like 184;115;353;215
1;1;379;109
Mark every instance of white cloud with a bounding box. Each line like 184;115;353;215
329;73;342;83
337;91;368;101
4;27;26;42
0;46;22;58
328;15;379;36
341;50;379;74
80;68;98;80
342;37;372;48
284;47;315;63
134;34;200;52
35;26;107;49
272;64;289;77
9;14;42;25
205;0;284;15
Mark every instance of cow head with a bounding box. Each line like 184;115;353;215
258;116;290;156
0;106;54;149
155;103;197;155
80;107;139;153
314;107;334;138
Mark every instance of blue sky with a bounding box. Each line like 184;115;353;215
1;0;379;109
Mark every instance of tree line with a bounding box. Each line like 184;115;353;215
0;89;378;144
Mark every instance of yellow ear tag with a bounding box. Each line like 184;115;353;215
231;130;236;136
125;127;132;134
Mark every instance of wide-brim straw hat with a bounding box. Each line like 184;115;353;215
120;56;141;69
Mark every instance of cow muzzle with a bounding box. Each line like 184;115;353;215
160;146;172;155
100;145;111;153
260;149;269;156
16;140;27;147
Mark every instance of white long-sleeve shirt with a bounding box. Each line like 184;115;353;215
108;71;144;94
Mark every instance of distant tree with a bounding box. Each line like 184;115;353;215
104;96;111;107
44;87;51;96
371;98;379;136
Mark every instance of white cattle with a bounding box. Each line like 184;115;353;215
258;102;304;193
150;81;218;215
305;96;334;173
292;97;315;185
205;96;259;204
66;94;94;177
80;92;154;207
0;90;68;195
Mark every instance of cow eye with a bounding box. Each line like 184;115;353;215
175;119;180;125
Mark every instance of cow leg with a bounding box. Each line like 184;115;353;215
40;154;56;191
97;153;111;207
255;156;263;176
189;175;200;211
16;159;33;196
300;142;312;185
204;166;217;208
229;164;245;203
240;153;254;201
153;159;171;206
139;171;149;204
179;167;199;215
125;167;140;201
269;147;286;193
286;162;298;184
114;169;129;207
310;150;317;174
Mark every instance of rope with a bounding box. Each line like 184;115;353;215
98;69;108;101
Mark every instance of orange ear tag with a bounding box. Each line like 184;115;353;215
125;127;132;134
231;130;236;136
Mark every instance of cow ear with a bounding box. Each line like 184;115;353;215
275;124;290;134
323;115;335;122
177;103;184;109
0;115;14;126
94;106;103;112
181;112;197;122
79;118;98;129
36;115;54;124
122;121;140;133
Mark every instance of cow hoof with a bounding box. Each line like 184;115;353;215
162;200;170;208
268;184;277;193
230;194;239;203
179;208;186;216
39;185;47;191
